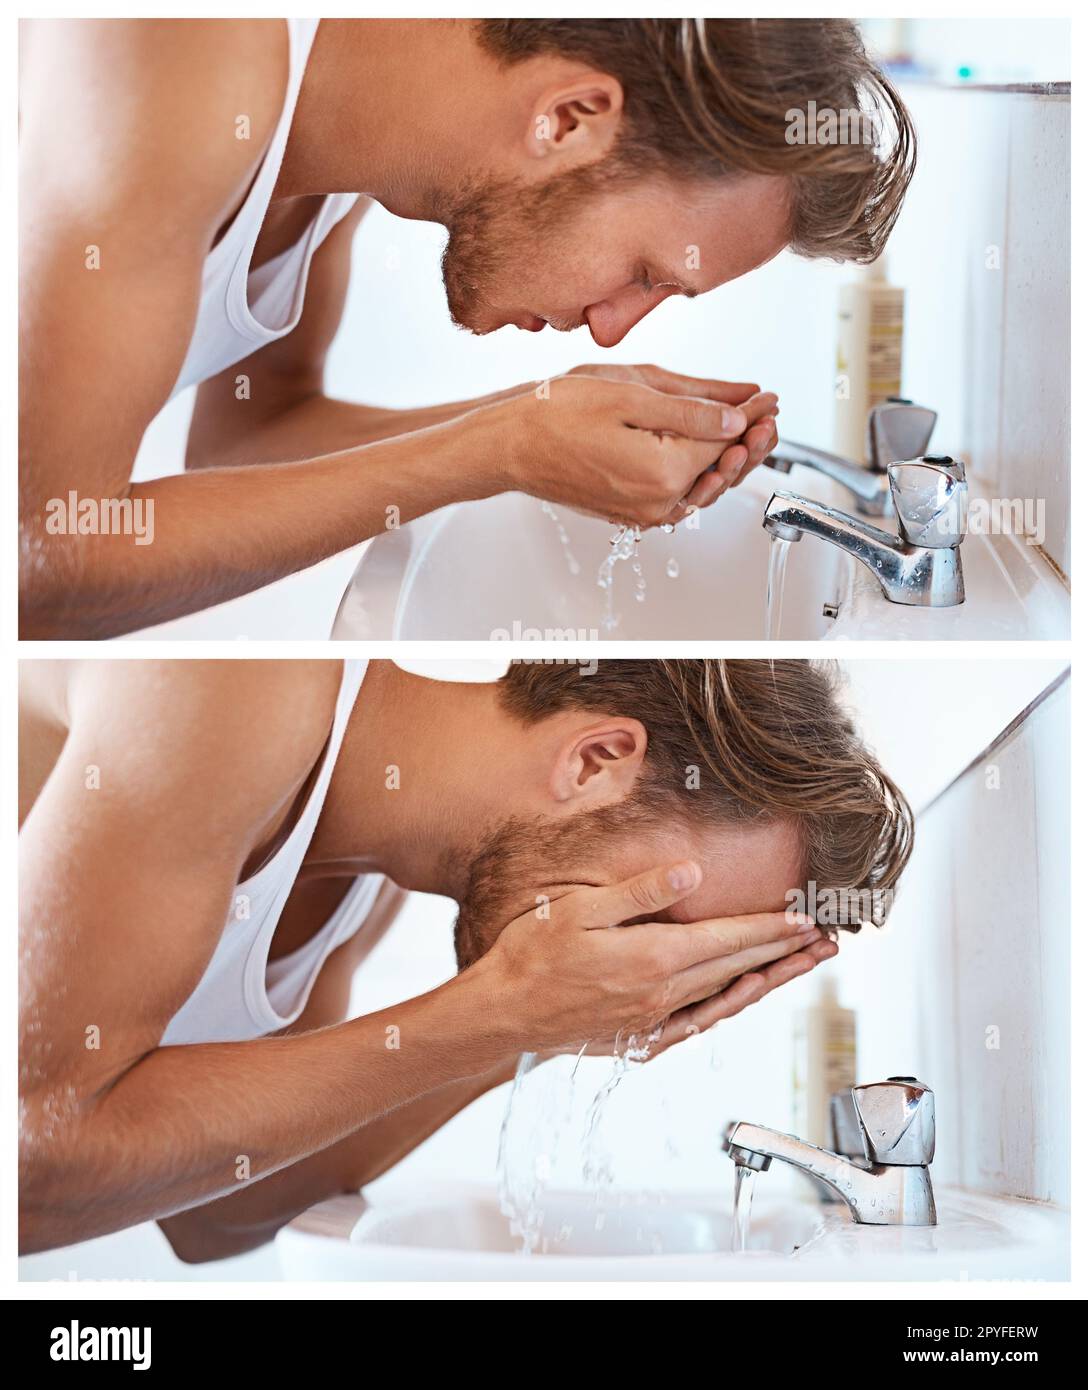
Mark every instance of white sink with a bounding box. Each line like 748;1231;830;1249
330;468;1068;641
332;475;848;642
276;1181;1068;1283
277;1183;824;1282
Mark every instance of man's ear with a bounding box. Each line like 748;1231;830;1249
522;72;624;163
549;718;647;806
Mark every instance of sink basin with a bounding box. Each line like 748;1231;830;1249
276;1180;1068;1282
332;477;848;641
276;1182;824;1282
331;467;1068;641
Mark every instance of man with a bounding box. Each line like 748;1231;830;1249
19;657;912;1259
19;19;914;637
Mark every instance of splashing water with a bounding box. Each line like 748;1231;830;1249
541;507;688;632
541;501;581;576
764;536;793;641
597;526;640;632
733;1164;757;1252
582;1026;663;1223
631;554;647;604
498;1027;664;1252
497;1053;564;1254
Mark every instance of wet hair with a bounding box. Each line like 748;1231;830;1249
477;18;915;263
498;659;913;921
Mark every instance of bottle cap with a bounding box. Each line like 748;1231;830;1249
818;974;840;1005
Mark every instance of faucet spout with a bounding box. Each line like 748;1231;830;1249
726;1122;937;1227
763;488;965;608
766;441;893;517
724;1079;938;1228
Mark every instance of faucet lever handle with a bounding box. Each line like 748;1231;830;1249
829;1087;867;1159
868;401;938;472
852;1077;935;1166
888;458;968;548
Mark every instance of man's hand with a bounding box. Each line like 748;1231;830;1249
467;860;824;1054
631;933;836;1059
561;362;780;515
497;368;778;529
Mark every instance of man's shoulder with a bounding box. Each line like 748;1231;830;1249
68;658;346;819
21;19;288;228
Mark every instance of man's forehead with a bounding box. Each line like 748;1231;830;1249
667;819;804;922
637;174;792;291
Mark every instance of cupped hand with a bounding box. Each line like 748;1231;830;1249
558;362;780;523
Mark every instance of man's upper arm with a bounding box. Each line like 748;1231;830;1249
18;19;286;513
18;659;341;1109
185;197;370;466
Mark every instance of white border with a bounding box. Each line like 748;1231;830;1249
5;1;1081;1304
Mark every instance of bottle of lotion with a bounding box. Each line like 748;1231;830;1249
791;974;857;1152
832;258;905;464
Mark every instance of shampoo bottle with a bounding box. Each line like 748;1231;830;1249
832;258;905;464
791;975;857;1152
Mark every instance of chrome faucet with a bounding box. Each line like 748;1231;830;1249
763;457;967;608
724;1077;938;1227
765;400;938;517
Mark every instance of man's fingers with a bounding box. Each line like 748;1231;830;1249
573;860;703;929
669;929;822;1007
706;939;840;1021
735;414;780;484
656;940;839;1050
682;454;740;510
641;910;815;970
621;384;757;443
638;366;762;406
681;443;749;513
716;443;752;489
645;969;780;1053
690;952;815;1026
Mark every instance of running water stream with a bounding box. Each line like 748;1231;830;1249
732;1164;757;1252
764;535;793;641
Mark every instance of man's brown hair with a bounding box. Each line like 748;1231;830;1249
498;659;913;923
477;18;915;263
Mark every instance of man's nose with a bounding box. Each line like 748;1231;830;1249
585;284;675;349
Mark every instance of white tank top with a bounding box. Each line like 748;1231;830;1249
170;17;358;398
163;660;380;1045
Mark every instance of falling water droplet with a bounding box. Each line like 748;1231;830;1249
666;557;680;579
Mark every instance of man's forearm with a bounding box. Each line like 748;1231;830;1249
159;1056;517;1263
19;402;510;640
187;386;536;470
20;971;514;1253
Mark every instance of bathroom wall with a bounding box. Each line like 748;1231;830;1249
862;18;1070;84
833;670;1071;1204
889;82;1071;578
